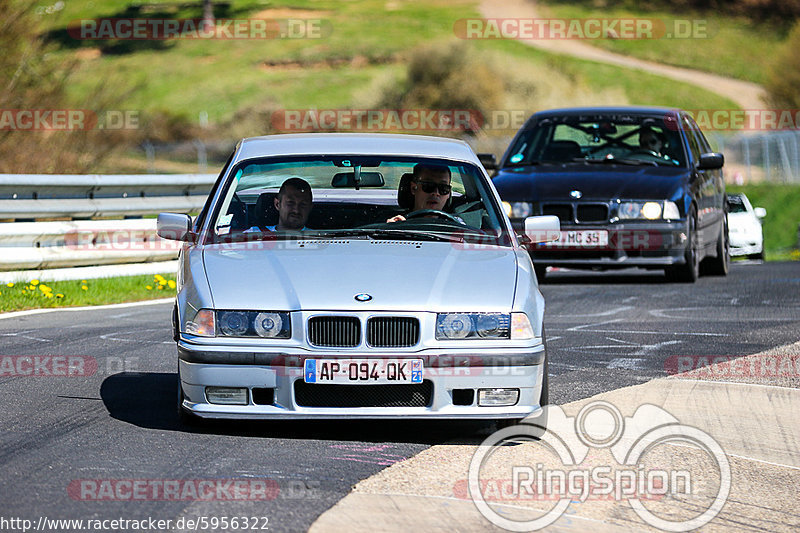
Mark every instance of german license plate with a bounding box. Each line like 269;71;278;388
303;359;423;384
544;230;608;247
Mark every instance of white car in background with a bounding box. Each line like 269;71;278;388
727;193;765;260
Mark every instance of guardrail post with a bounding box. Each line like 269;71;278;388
142;140;155;174
193;139;208;173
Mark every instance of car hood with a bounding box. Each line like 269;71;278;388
494;164;688;201
202;239;518;312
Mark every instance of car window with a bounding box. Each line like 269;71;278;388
727;196;747;213
206;156;509;246
682;116;703;164
506;115;687;167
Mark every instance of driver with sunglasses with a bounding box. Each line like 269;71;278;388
387;164;464;223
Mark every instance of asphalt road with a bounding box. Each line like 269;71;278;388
0;261;798;532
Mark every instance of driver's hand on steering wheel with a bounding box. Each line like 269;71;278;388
387;214;406;223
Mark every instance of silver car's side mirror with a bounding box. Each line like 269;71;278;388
157;212;193;242
754;207;767;218
523;215;560;244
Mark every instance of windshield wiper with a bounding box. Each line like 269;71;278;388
580;157;658;167
312;228;466;243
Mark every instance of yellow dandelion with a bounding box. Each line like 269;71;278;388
22;290;27;295
81;285;88;290
45;293;53;298
154;274;165;281
168;280;176;289
6;282;13;287
156;285;163;290
146;285;153;290
31;279;39;285
81;280;88;284
55;293;64;298
40;285;52;293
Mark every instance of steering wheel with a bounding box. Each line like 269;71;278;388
405;209;461;223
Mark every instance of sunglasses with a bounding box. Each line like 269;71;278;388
416;180;452;195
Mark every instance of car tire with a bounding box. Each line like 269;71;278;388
705;216;730;276
666;208;699;283
534;264;547;283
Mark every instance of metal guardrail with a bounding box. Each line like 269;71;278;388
0;173;216;219
0;174;216;271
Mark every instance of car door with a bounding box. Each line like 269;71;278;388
681;114;714;252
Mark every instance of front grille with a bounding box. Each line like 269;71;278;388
294;380;434;408
367;317;420;347
308;316;360;347
576;204;609;223
542;204;573;223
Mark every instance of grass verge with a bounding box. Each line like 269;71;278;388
537;1;788;85
727;183;800;260
0;273;175;313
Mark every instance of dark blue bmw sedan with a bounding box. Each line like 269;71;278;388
489;107;729;282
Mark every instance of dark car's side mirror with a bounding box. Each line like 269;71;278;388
477;153;497;172
697;152;724;170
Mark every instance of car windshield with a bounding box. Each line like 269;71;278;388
505;114;687;167
207;155;510;246
728;196;747;213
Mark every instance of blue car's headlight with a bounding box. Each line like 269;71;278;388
216;310;291;338
618;201;680;220
436;313;511;340
502;202;535;219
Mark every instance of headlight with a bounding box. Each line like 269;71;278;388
253;312;285;338
618;201;679;220
184;309;215;337
436;313;510;340
215;310;291;338
501;202;534;218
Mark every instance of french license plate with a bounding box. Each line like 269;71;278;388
545;230;608;247
303;359;423;384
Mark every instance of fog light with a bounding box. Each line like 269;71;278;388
478;388;519;406
206;387;248;405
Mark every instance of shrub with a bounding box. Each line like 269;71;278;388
765;21;800;108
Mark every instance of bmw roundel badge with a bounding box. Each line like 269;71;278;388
570;190;582;199
354;293;372;302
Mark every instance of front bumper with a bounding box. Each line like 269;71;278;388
177;340;546;420
516;220;688;268
729;234;762;256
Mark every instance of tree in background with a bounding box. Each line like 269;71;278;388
0;1;129;173
765;21;800;108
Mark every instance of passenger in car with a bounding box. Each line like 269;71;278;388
245;177;313;232
387;163;462;223
639;127;666;156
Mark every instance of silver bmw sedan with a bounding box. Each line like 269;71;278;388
158;133;559;423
